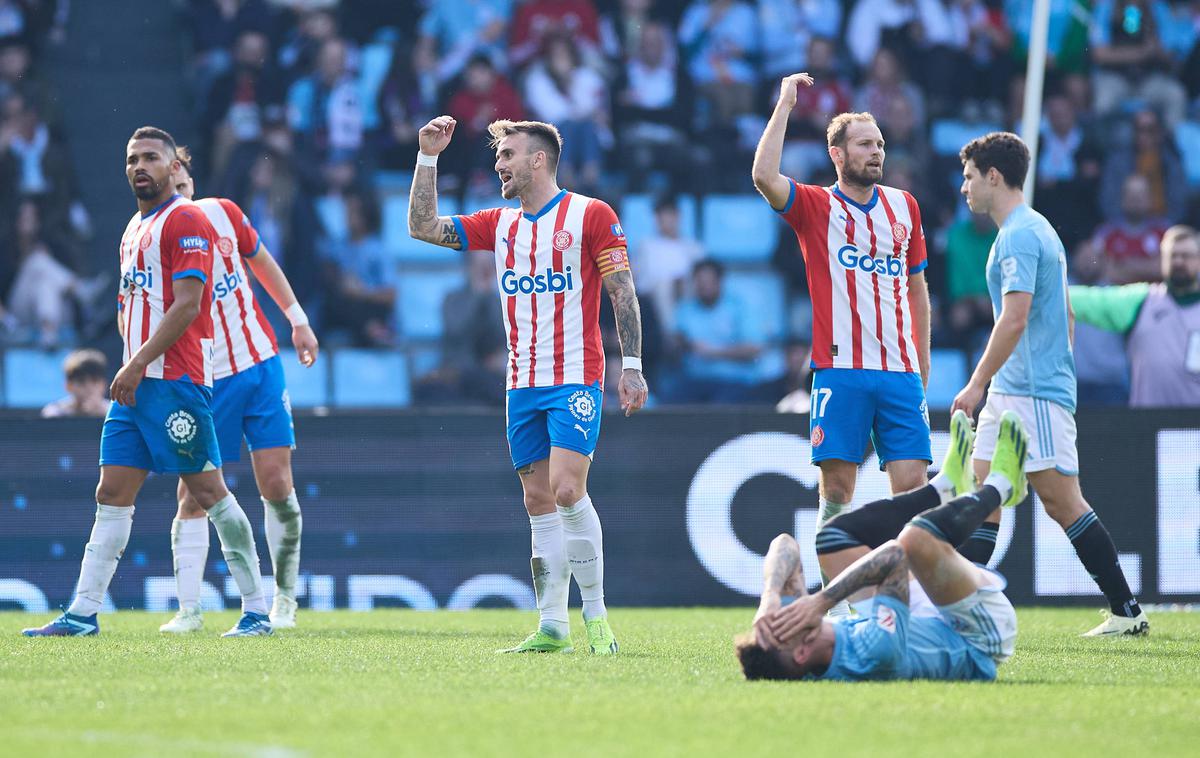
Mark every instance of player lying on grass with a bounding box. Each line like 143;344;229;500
735;409;1028;681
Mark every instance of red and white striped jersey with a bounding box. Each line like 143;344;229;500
117;195;216;385
453;190;630;390
776;181;928;372
195;197;279;380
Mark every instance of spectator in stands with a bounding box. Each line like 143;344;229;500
773;339;813;414
1167;0;1200;103
446;55;524;194
599;0;656;61
5;200;103;348
523;33;609;192
879;95;932;209
41;348;109;418
633;195;703;333
950;0;1014;107
614;21;693;192
1004;0;1091;74
508;0;602;70
671;259;766;403
1034;92;1102;250
1092;174;1169;284
276;7;340;84
377;36;435;171
1069;239;1131;406
416;250;508;406
287;36;363;164
186;0;275;104
318;190;395;347
844;0;953;72
1089;0;1187;127
202;30;284;179
780;36;852;183
943;209;996;349
678;0;759;130
1100;108;1187;224
758;0;842;81
1071;225;1200;408
854;47;926;135
415;0;511;86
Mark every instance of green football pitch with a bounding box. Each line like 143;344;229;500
2;608;1196;757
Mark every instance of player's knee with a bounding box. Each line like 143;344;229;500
898;524;938;560
522;489;555;515
553;483;584;508
177;493;205;519
257;466;293;502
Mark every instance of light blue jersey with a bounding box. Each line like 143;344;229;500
986;204;1076;412
817;596;997;682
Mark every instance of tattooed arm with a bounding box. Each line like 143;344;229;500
753;534;807;647
603;269;649;416
768;540;910;644
407;115;463;249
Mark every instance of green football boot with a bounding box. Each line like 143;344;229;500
991;410;1030;508
584;617;618;655
498;627;573;654
941;409;976;497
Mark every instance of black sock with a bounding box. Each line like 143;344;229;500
956;521;999;564
816;484;942;554
909;486;1002;547
1066;511;1141;618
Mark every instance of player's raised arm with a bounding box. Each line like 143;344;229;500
752;73;813;211
408;115;463;249
753;534;806;648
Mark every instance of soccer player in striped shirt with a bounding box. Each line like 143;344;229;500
953;132;1148;637
158;148;320;634
23;127;271;638
752;74;934;597
408;116;648;654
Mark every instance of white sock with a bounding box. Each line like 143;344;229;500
67;504;133;617
816;498;848;529
558;494;607;621
927;472;957;504
206;494;267;615
983;471;1014;504
171;517;209;611
529;511;570;637
262;491;302;599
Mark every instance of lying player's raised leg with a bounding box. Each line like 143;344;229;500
160;478;208;634
251;446;302;628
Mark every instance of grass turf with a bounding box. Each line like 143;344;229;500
2;608;1196;758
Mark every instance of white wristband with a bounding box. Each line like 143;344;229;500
416;152;439;167
622;357;642;372
285;303;309;327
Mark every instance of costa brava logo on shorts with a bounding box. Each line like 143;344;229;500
836;245;903;277
500;266;574;295
166;410;198;444
567;390;597;423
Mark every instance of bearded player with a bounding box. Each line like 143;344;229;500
23;126;271;638
408;116;648;654
157;147;319;634
751;74;933;611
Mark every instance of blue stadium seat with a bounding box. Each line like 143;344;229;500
277;349;328;408
701;195;778;262
619;194;698;247
383;196;460;261
1176;121;1200;187
407;345;442;379
926;348;968;409
3;348;70;408
461;192;519;216
314;196;348;243
374;170;414;194
724;270;787;342
332;350;410;407
397;267;466;340
930;120;1001;156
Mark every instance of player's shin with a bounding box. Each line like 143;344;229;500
207;494;268;615
529;511;570;637
67;504;134;617
909;487;1003;548
171;516;209;610
1066;511;1142;618
262;491;302;600
559;494;606;621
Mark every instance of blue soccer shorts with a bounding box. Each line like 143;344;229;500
99;377;221;474
506;382;603;469
809;368;931;468
212;354;296;463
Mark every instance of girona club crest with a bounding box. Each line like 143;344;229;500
217;237;234;257
139;231;153;251
891;222;908;243
553;230;574;251
811;425;825;448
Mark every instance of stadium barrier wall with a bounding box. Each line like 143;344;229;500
2;409;1198;611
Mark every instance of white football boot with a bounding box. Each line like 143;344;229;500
159;606;204;634
270;594;298;629
1081;610;1150;637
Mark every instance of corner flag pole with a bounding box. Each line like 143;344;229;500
1019;0;1052;204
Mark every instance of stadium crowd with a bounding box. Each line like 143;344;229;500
4;0;1200;410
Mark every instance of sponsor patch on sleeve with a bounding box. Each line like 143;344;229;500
610;223;625;239
178;235;211;254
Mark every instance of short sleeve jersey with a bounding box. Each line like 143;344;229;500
986;203;1076;411
453;189;631;389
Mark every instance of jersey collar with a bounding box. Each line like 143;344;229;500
522;189;568;222
141;193;182;220
832;184;878;213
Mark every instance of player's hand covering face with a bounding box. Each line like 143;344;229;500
767;594;827;645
